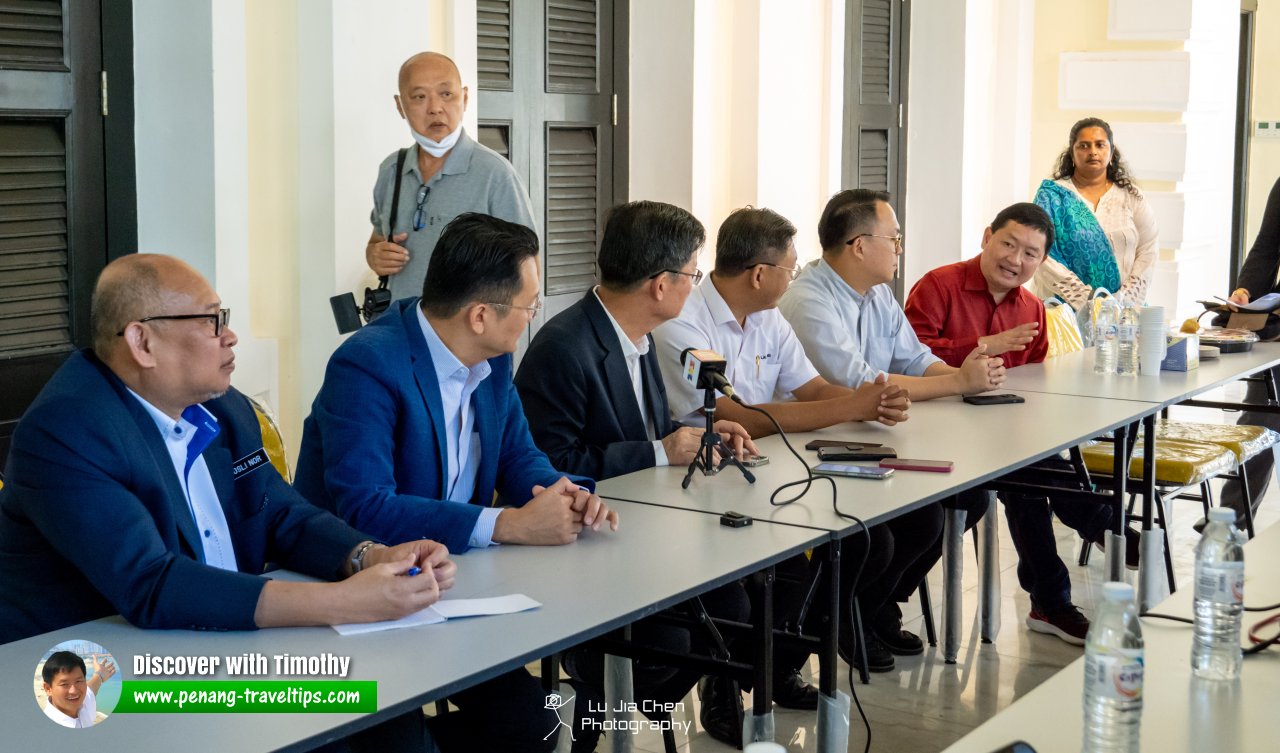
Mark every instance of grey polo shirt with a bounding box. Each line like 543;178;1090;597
370;128;537;302
776;258;941;388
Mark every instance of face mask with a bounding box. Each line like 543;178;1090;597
410;123;462;158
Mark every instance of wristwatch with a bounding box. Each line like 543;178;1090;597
350;540;378;574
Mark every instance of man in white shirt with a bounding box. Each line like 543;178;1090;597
41;651;114;728
650;207;935;684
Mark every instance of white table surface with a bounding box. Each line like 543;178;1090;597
941;521;1280;753
1000;343;1280;407
599;392;1161;534
1;500;825;753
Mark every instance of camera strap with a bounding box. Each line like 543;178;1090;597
378;147;410;289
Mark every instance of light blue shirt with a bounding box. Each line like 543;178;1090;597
128;390;238;571
777;258;941;388
416;306;502;548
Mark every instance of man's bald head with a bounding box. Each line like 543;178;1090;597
90;254;203;357
398;52;461;93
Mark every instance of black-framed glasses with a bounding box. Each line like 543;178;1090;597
483;298;544;315
752;262;801;281
412;185;431;231
847;233;904;253
117;308;231;337
649;268;704;285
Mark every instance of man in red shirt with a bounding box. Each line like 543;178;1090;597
905;203;1130;647
906;203;1048;369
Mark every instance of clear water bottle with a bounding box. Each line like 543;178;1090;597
1083;582;1143;753
1094;297;1120;375
1191;507;1244;680
1116;304;1139;376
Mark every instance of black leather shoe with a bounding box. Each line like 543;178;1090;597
838;627;895;673
697;676;743;748
871;605;924;656
772;670;819;710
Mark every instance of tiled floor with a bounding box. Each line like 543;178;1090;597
544;389;1279;753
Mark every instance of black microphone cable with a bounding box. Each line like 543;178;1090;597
729;394;874;753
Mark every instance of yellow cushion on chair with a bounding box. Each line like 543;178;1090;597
249;397;292;482
1156;419;1279;463
1080;437;1236;487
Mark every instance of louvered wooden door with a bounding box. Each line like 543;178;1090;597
0;0;108;463
477;0;616;355
844;0;908;299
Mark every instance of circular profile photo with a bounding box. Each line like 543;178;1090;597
34;640;120;728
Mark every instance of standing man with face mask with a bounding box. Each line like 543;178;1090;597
365;52;536;303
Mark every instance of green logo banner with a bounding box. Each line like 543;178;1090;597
115;681;377;714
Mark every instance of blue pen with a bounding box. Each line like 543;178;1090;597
405;566;422;577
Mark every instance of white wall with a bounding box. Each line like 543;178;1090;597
637;0;842;267
134;0;277;405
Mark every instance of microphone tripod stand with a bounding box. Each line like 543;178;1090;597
681;385;756;489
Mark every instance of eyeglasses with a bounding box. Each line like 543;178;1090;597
847;233;904;253
412;185;431;231
117;308;231;337
752;262;801;281
484;298;544;315
649;268;704;285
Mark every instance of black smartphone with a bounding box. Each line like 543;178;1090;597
804;440;883;452
963;393;1025;406
818;446;897;461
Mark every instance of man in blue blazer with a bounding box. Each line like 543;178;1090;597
295;213;616;752
0;254;453;750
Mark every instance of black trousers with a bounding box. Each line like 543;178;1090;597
333;668;557;753
566;582;752;730
1221;366;1279;521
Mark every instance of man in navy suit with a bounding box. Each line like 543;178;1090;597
296;213;616;752
516;201;769;747
0;254;454;750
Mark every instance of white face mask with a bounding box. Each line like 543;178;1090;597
410;123;462;158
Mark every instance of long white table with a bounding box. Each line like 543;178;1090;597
941;520;1280;753
1001;343;1280;407
599;391;1160;531
601;392;1165;664
2;500;825;752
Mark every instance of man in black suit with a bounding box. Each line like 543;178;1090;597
516;201;806;747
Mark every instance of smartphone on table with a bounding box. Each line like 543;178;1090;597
817;446;897;461
963;393;1025;406
812;463;895;480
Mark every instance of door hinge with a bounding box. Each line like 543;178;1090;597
898;104;903;128
612;94;618;126
101;71;109;116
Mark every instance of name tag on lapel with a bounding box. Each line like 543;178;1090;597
232;448;270;480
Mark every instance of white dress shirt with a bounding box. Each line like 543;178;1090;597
653;276;819;425
43;686;97;728
416;306;502;547
129;391;238;571
777;258;941;388
593;288;668;466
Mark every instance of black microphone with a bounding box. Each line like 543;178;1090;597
679;348;738;399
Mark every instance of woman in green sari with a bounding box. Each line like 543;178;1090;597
1030;118;1159;311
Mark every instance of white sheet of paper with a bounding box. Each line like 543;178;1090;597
261;570;540;635
330;595;541;635
332;606;447;636
431;594;542;619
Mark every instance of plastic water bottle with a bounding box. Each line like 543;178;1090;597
1083;582;1143;753
1094;297;1120;375
1191;507;1244;680
1116;304;1139;376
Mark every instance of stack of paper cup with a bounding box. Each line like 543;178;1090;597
1138;306;1166;376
